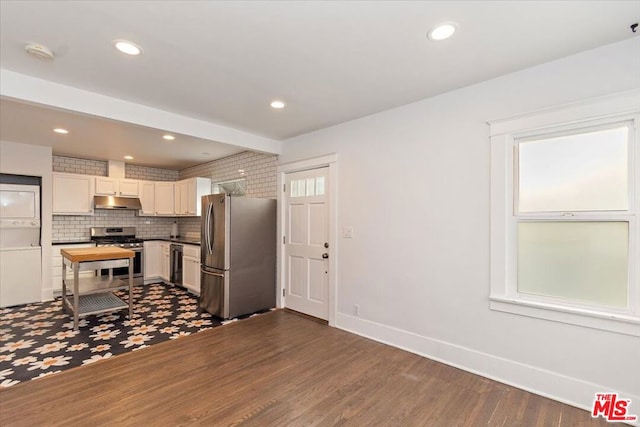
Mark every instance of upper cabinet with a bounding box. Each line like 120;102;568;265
174;178;211;216
175;180;189;215
138;181;156;216
118;179;139;197
95;177;118;196
52;173;95;215
95;177;139;197
52;172;210;217
154;182;175;216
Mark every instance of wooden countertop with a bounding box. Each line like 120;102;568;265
60;247;135;263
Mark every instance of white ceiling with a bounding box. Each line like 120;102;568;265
0;99;245;170
1;1;638;170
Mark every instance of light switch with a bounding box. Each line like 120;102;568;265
343;226;353;238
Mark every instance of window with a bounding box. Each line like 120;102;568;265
290;176;325;198
489;91;640;336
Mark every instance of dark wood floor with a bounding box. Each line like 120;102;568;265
0;310;615;426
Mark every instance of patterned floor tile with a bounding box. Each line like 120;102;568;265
0;283;267;388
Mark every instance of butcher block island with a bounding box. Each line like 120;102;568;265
60;247;135;330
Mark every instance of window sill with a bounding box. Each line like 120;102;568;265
490;296;640;337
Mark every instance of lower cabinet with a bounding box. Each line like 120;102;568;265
51;243;96;293
182;245;200;294
143;241;200;294
143;241;162;281
160;243;171;282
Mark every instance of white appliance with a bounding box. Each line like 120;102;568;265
0;183;41;247
0;246;41;307
0;180;42;308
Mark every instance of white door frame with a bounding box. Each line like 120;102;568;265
277;153;337;326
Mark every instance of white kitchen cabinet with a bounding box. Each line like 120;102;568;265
174;177;211;216
95;177;118;195
52;173;94;215
51;243;96;294
118;179;139;197
139;181;156;215
174;180;189;215
160;242;171;281
95;177;139;197
143;241;162;281
154;182;175;216
182;244;201;294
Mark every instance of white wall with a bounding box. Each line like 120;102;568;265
0;140;53;301
280;37;640;415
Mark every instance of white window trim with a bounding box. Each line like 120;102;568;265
489;90;640;337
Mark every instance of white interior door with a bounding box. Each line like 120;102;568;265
284;167;329;320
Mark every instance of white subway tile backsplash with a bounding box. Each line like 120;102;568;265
52;155;180;240
52;151;276;241
179;151;278;199
177;151;278;235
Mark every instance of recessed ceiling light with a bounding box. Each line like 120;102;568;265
124;155;134;160
427;23;458;41
163;134;175;141
25;43;54;60
270;100;286;109
113;39;143;56
53;128;68;134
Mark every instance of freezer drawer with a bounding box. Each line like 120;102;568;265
200;268;226;318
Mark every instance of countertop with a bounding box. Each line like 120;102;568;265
60;247;135;262
53;238;201;245
144;237;201;245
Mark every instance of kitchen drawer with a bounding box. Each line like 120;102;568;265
183;244;199;258
52;265;96;278
51;243;95;292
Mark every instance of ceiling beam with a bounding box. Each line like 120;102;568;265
0;69;282;155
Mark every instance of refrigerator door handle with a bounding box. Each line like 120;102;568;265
206;202;213;255
201;268;224;278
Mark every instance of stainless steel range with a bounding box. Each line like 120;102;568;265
90;227;144;282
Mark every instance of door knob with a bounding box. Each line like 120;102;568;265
322;253;329;259
324;242;329;248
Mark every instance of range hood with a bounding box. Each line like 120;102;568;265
94;195;142;210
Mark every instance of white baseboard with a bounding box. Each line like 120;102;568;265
335;312;640;426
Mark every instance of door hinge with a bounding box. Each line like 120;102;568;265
283;183;286;193
282;288;285;297
283;236;286;244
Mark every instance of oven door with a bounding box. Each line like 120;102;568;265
100;248;143;278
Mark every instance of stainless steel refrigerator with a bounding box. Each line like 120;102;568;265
200;194;276;319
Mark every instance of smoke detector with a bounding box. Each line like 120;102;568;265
25;43;54;60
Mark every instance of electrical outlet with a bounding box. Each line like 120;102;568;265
343;226;354;238
353;304;360;316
